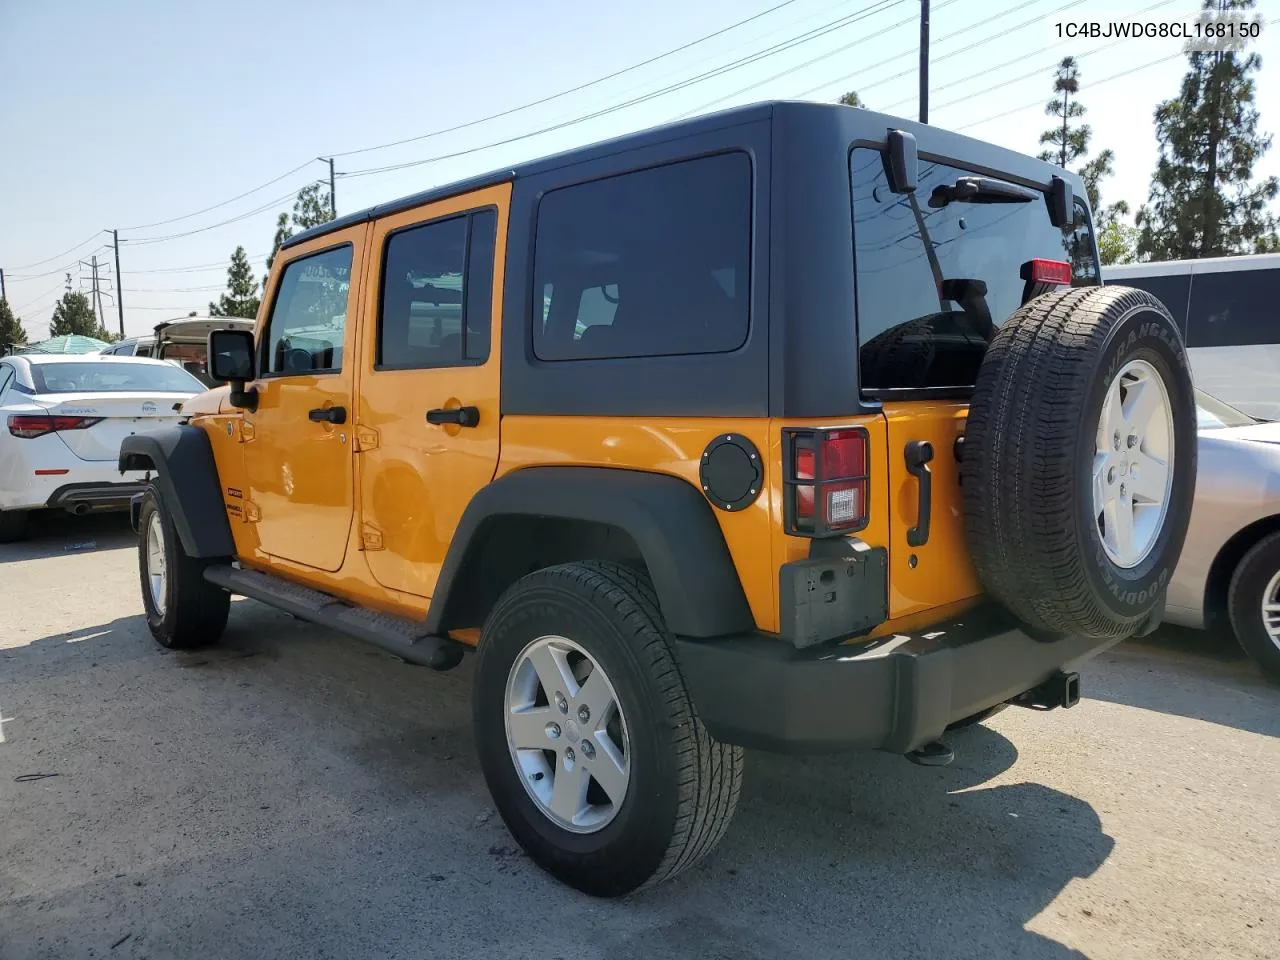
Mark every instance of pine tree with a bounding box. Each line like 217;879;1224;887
292;183;333;230
1038;57;1090;168
265;211;292;275
1137;0;1278;259
49;292;100;337
209;246;262;319
838;90;864;108
0;299;29;348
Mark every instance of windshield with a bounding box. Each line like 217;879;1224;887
31;361;204;395
852;149;1099;393
1196;388;1255;428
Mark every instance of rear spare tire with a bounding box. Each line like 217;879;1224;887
961;285;1196;641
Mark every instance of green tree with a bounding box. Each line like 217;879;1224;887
1098;214;1140;266
209;246;262;319
292;182;334;230
1137;0;1278;259
1038;57;1090;168
49;292;100;337
0;299;29;347
265;211;292;275
837;90;864;108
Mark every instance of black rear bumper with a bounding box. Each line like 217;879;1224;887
46;481;150;514
675;602;1121;754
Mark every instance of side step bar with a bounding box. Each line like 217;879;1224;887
203;565;464;671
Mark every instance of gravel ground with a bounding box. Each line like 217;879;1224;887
2;512;1277;960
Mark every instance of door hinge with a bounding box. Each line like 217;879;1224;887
240;419;256;442
360;523;384;551
354;426;379;452
243;501;261;523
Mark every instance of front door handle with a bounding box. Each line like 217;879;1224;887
426;406;480;428
905;440;934;548
308;406;347;424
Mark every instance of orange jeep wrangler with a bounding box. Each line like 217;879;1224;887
120;102;1196;897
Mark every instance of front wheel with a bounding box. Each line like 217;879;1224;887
138;488;230;649
473;561;743;897
1228;532;1280;684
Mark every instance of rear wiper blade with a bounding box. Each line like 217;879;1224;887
928;176;1036;208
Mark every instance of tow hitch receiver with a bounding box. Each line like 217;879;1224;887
1013;671;1081;711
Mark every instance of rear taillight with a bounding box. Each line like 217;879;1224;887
1026;258;1072;285
7;414;103;439
784;427;870;536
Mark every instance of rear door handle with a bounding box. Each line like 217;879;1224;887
308;406;347;424
905;440;934;548
426;406;480;428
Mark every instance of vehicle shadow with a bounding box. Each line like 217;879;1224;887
0;511;135;564
0;601;1111;960
1084;627;1280;738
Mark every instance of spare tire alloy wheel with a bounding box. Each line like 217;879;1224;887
505;635;631;833
962;286;1197;641
1093;359;1175;570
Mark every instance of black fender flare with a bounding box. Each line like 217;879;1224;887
426;466;755;638
119;425;235;558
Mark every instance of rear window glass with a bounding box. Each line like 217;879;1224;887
533;152;751;361
852;149;1099;393
1184;266;1280;348
30;361;204;394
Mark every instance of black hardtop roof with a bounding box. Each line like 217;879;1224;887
282;100;1087;252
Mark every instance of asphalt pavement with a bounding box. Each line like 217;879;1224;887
1;512;1277;960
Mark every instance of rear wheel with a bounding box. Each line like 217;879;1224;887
0;509;29;544
138;488;229;648
473;561;742;897
962;286;1197;640
1227;532;1280;684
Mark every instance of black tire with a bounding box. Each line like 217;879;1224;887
0;509;29;543
473;560;743;897
962;286;1197;641
1227;532;1280;684
137;487;230;648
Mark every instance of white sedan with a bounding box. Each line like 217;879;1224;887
0;354;205;542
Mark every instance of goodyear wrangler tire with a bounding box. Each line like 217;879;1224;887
961;285;1196;641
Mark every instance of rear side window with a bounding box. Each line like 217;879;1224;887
29;362;204;394
852;149;1099;393
377;208;497;369
1107;272;1191;335
1184;267;1280;348
263;245;353;375
533;152;752;361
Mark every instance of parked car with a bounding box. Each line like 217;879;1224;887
99;317;255;387
120;101;1198;896
0;354;204;541
1166;389;1280;681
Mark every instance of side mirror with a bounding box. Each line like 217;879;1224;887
207;329;258;411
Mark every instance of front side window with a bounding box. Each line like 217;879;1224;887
852;149;1099;392
263;245;353;375
533;152;752;361
377;208;497;369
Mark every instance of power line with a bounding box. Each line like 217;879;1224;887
118;159;322;231
122;183;320;245
326;0;806;160
6;246;113;281
340;0;908;181
675;0;961;120
124;252;269;275
7;231;106;272
955;52;1183;131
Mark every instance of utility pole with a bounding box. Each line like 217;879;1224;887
90;256;105;328
319;156;336;218
0;268;6;303
918;0;930;124
111;229;124;338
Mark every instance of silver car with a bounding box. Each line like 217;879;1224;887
1166;390;1280;681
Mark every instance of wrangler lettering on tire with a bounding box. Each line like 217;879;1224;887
961;286;1197;640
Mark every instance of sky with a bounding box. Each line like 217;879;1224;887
1;0;1277;340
